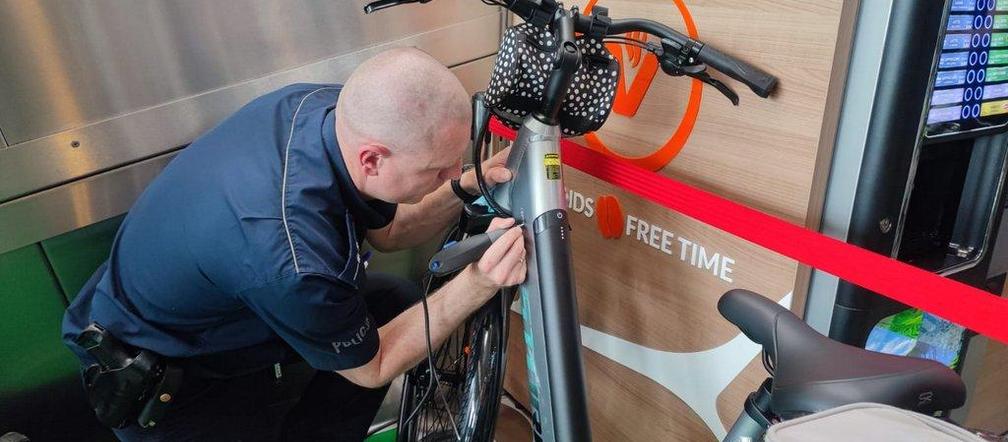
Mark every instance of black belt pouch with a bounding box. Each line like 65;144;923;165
75;323;182;429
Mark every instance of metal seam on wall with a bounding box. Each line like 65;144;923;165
0;51;501;207
0;53;497;206
37;245;69;308
0;56;498;253
0;1;496;144
0;152;176;255
0;11;501;203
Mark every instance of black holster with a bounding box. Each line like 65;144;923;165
75;323;183;429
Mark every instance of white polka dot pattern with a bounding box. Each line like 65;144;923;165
484;23;619;137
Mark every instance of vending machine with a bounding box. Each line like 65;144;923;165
806;0;1008;371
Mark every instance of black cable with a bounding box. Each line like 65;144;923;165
761;350;775;376
400;223;463;429
604;36;647;47
402;120;510;431
400;271;440;428
603;36;659;54
472;111;512;218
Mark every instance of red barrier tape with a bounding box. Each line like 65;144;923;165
489;119;1008;345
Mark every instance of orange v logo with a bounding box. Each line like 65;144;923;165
581;0;704;171
585;0;659;117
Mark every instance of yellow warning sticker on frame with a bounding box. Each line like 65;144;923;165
544;153;560;180
981;100;1008;117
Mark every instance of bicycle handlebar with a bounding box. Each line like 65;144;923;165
695;44;776;98
363;0;778;99
603;18;777;98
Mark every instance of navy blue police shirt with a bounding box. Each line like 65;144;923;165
62;84;397;371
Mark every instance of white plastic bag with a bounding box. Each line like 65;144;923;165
764;402;986;442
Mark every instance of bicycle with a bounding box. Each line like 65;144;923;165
718;289;972;441
364;1;778;441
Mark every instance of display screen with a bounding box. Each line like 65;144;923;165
925;0;1008;137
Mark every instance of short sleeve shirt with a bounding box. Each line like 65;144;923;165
62;84;397;371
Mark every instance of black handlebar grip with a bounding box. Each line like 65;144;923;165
697;44;777;98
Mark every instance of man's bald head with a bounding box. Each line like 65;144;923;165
337;47;471;154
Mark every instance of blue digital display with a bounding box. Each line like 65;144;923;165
928;105;964;124
948;15;975;31
932;88;964;106
936;69;968;87
944;34;972;49
926;0;1008;137
951;0;974;11
984;82;1008;98
939;51;970;68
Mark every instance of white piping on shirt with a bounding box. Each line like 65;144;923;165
281;87;339;274
348;214;361;281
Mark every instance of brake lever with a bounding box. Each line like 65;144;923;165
688;69;740;106
653;36;741;105
658;57;740;106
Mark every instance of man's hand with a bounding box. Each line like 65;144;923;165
461;217;526;302
459;147;512;193
343;218;526;389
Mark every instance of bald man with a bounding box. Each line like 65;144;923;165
62;48;524;441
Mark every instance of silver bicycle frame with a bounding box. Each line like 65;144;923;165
493;115;592;442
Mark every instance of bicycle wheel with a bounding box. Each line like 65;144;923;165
396;228;513;441
397;292;511;441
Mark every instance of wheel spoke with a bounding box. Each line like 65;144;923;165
401;277;506;441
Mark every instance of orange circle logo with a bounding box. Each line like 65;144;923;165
596;194;624;239
583;0;703;171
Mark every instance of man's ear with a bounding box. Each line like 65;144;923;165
359;144;391;177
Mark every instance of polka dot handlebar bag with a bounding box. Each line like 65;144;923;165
483;22;620;138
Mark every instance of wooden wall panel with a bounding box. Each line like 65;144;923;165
964;339;1008;434
574;0;850;222
503;312;715;441
963;285;1008;434
501;0;857;439
566;168;798;352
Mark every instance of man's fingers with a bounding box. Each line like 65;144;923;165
478;225;522;271
491;232;525;281
478;166;512;186
487;147;511;166
503;244;528;285
487;217;516;231
489;167;512;184
474;218;526;288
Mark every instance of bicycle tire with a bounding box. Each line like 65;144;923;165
396;228;513;442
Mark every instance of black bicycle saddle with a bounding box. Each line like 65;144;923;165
718;289;966;419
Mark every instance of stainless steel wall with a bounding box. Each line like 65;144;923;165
0;1;502;253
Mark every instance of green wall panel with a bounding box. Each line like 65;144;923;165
365;428;397;442
366;235;443;282
41;215;123;303
0;244;80;396
367;247;418;279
